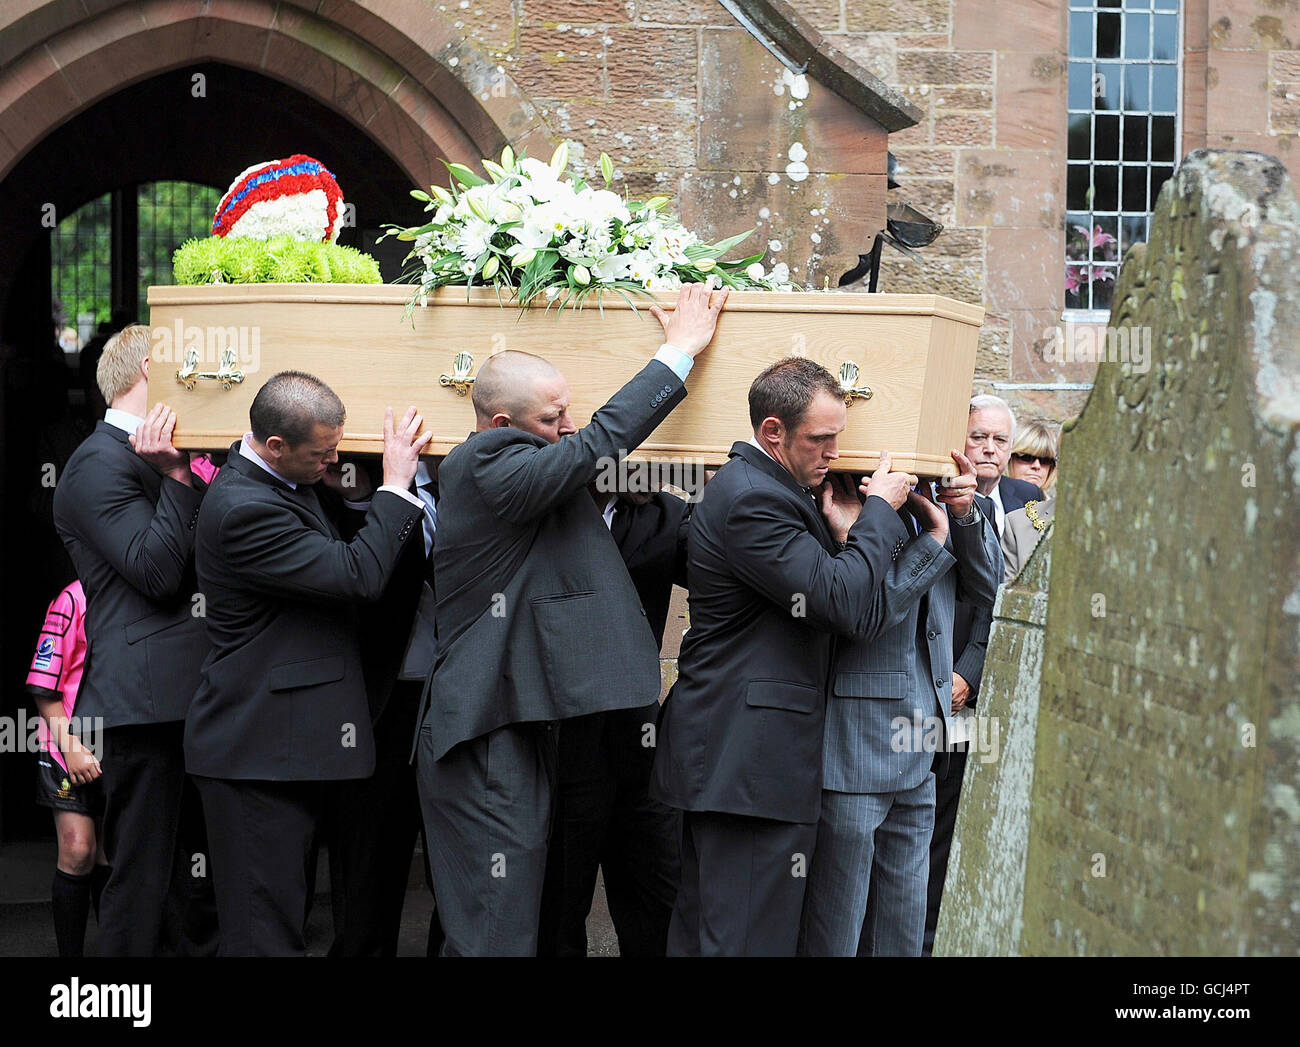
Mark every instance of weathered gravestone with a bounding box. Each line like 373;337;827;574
947;150;1299;955
934;528;1053;956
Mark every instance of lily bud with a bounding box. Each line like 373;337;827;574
550;141;570;176
501;145;516;170
512;247;537;267
573;264;592;286
482;255;500;279
696;258;717;273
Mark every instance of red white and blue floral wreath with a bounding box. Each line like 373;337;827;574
212;154;346;242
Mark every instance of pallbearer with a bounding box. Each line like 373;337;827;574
53;325;217;957
184;372;428;956
416;283;725;956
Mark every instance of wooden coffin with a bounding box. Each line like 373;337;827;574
145;284;983;477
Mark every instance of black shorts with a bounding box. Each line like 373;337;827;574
35;754;103;816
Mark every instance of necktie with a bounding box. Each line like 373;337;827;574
418;480;438;556
611;500;635;548
415;478;438;593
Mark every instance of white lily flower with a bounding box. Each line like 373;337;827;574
587;189;630;225
625;250;654;284
590;252;631;282
746;262;765;281
455;216;496;260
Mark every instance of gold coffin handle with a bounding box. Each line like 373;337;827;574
175;345;245;391
440;351;477;396
839;360;873;406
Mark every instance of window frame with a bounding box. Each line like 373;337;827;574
1064;0;1183;318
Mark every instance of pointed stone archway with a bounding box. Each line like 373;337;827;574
0;0;551;187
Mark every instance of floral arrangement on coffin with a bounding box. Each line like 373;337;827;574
1065;222;1117;307
171;154;381;285
384;142;792;313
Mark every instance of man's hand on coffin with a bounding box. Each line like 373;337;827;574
860;450;916;511
382;406;433;491
935;449;978;519
649;281;729;358
818;471;863;544
129;402;192;485
906;483;949;547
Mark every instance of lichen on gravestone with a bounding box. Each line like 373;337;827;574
935;526;1053;957
1009;150;1300;956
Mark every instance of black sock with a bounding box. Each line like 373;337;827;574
90;864;111;920
52;868;92;958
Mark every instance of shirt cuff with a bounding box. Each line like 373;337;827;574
653;343;693;382
376;484;423;508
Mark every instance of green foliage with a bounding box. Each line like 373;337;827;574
171;236;382;285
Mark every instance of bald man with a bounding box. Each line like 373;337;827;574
415;283;726;956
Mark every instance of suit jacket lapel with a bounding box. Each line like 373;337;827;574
224;445;335;536
729;442;837;552
284;484;337;538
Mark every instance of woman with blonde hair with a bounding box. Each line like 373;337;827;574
1002;418;1060;580
1006;418;1058;492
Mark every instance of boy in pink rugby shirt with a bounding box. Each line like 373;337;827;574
28;455;217;958
27;579;109;957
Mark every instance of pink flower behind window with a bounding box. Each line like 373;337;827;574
1089;225;1117;250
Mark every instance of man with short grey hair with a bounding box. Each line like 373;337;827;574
922;392;1042;954
185;370;430;955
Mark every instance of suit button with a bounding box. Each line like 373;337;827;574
928;630;938;639
935;679;944;688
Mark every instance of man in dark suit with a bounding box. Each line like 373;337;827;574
538;482;689;956
649;357;917;956
924;394;1042;954
801;453;1001;956
416;283;726;956
53;324;216;957
184;371;429;956
324;456;440;957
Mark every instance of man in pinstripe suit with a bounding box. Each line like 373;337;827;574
799;451;1001;956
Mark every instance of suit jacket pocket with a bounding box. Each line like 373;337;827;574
744;679;820;714
268;655;347;692
531;590;597;605
531;590;658;717
124;607;192;644
834;670;911;699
